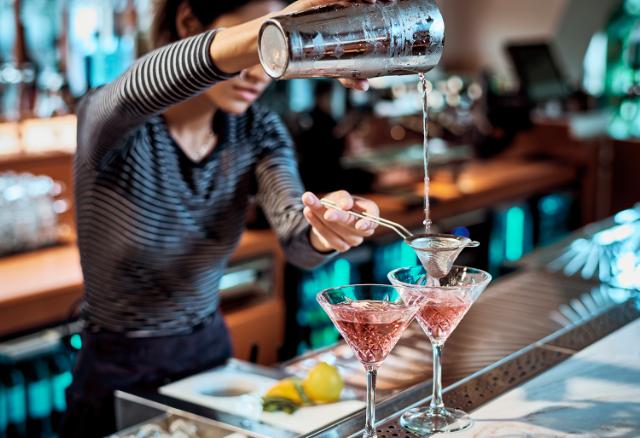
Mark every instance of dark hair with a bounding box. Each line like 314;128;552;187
152;0;254;47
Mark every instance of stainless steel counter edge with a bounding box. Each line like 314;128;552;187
369;298;640;438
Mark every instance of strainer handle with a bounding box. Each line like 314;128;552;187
467;240;480;248
319;199;413;240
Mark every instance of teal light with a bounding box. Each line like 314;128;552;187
301;258;352;302
505;206;525;261
373;241;418;283
310;326;340;348
7;380;26;425
620;101;639;120
5;370;27;424
538;193;571;245
626;0;640;15
400;242;418;266
610;116;630;139
298;258;353;351
540;195;563;216
27;379;51;419
52;371;72;411
288;79;314;112
333;259;351;286
609;115;629;140
0;382;7;430
70;334;82;350
489;222;504;275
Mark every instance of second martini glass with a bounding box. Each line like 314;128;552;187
388;265;492;435
317;285;422;438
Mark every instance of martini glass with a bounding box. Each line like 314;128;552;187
317;285;422;438
388;266;491;435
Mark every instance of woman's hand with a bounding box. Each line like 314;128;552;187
212;0;393;79
302;191;380;253
283;0;379;14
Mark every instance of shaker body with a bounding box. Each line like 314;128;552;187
258;0;445;79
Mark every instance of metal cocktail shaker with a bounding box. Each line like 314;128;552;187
258;0;444;79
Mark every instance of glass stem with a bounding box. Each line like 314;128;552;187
364;366;377;438
430;343;444;409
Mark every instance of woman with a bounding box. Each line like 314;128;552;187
62;0;381;436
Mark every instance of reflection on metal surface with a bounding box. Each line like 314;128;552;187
519;206;640;290
373;298;640;438
374;347;571;438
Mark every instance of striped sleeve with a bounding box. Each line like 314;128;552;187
77;30;233;168
255;110;336;270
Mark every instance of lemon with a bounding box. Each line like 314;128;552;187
264;378;304;405
302;362;344;403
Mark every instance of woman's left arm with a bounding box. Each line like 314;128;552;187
255;111;378;270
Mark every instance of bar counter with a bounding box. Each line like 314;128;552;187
0;230;281;335
1;145;635;436
0;156;576;336
109;213;640;437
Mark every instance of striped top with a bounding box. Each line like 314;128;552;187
74;30;332;337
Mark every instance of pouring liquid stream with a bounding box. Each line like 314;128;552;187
419;73;431;233
419;73;441;286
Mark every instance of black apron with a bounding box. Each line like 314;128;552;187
60;311;232;437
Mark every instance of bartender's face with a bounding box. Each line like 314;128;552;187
205;1;283;114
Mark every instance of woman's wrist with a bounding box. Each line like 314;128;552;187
309;228;336;254
209;12;279;74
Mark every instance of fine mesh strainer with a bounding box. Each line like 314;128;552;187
320;199;479;278
405;234;480;279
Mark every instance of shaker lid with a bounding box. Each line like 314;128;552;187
259;22;289;79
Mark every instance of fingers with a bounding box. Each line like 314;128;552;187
307;215;364;251
321;190;358;226
353;196;380;229
338;78;370;91
301;191;322;209
302;191;381;254
354;218;376;234
303;192;366;245
351;195;380;234
285;0;384;15
303;191;352;224
315;190;378;236
304;206;351;252
324;190;354;209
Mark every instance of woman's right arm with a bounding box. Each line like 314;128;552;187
77;30;232;168
77;4;286;168
78;0;379;168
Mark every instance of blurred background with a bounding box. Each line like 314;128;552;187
1;0;639;436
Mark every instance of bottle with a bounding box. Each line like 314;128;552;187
0;375;7;438
23;359;52;438
258;0;444;79
605;0;640;139
48;354;72;435
1;366;27;437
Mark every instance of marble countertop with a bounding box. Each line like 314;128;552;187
455;318;640;437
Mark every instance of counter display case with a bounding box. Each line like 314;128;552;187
110;412;258;438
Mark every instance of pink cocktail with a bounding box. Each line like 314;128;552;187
389;266;491;435
331;301;414;366
416;296;472;344
318;286;422;438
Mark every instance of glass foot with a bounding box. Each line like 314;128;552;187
400;406;473;435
